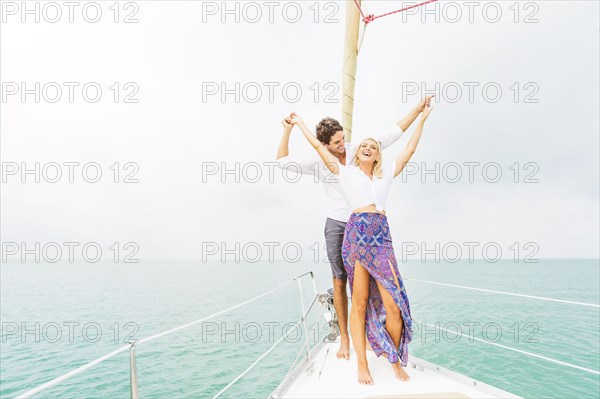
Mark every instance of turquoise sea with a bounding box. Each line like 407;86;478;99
1;259;599;398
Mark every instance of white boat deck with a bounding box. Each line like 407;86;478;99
273;342;521;399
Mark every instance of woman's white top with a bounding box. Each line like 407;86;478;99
338;163;396;214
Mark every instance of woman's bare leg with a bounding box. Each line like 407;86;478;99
373;260;410;381
350;260;374;385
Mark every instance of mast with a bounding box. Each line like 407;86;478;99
341;0;361;142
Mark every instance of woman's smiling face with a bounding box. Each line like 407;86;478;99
356;139;380;164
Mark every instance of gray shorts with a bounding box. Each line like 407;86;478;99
324;218;347;280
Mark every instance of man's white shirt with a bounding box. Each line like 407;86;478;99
277;124;404;223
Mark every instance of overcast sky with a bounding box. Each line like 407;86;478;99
1;1;598;261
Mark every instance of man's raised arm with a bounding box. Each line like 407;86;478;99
375;95;434;150
276;114;321;177
276;114;294;160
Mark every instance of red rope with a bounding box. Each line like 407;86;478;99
353;0;440;25
352;0;369;21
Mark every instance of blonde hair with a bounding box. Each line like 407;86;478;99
352;138;383;178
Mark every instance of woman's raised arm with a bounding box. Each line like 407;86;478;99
393;104;433;178
291;113;341;175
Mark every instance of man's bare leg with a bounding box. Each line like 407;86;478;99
333;277;350;359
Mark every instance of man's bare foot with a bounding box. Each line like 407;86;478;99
391;361;410;381
358;363;374;385
336;337;350;360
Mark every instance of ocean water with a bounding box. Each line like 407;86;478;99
1;259;599;399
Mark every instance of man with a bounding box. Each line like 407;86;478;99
275;96;433;360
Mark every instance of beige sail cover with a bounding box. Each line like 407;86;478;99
341;0;361;142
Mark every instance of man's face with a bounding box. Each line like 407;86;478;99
325;131;346;155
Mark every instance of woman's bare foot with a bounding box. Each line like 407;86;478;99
358;362;375;385
391;361;410;381
336;337;350;360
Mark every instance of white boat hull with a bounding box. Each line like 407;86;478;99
272;342;521;399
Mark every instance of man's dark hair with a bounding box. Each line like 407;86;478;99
316;117;343;145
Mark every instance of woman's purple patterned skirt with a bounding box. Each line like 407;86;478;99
341;212;413;366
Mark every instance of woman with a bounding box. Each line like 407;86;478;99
290;104;433;385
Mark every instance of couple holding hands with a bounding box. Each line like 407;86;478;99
276;96;433;384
